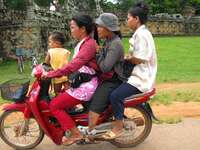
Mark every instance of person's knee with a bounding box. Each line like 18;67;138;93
89;107;103;114
89;101;107;114
89;97;108;114
110;90;119;104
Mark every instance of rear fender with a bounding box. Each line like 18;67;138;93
139;102;159;121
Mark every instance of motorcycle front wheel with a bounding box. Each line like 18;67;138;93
110;106;152;148
0;110;44;149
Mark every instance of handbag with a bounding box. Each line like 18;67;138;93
122;60;135;78
68;72;96;88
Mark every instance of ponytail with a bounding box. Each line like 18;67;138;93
113;31;122;39
128;1;149;24
93;24;99;44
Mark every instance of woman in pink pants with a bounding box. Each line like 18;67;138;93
43;14;100;145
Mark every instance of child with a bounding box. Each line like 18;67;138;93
45;31;71;95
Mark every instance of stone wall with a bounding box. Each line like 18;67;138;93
1;7;200;58
0;0;103;59
0;8;69;57
120;16;200;36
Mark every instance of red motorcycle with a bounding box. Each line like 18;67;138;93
0;64;157;149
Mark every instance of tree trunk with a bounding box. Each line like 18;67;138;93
0;0;5;9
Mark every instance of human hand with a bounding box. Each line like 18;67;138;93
96;45;103;53
41;71;49;79
124;55;132;62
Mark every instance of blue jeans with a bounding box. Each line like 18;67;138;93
110;83;141;120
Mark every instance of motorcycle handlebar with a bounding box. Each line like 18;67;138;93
32;63;52;79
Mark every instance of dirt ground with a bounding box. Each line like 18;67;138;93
156;82;200;92
152;82;200;118
1;82;200;118
1;83;200;150
152;101;200;118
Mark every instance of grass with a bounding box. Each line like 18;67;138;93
153;116;182;124
0;60;31;83
150;89;200;105
122;36;200;83
0;60;38;104
0;36;200;104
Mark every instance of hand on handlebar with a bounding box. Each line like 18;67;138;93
41;71;49;79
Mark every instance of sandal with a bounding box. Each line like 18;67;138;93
62;136;83;146
102;130;123;140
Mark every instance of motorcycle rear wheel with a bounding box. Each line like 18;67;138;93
110;106;152;148
0;110;44;149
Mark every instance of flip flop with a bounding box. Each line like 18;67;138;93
62;136;83;146
102;130;123;140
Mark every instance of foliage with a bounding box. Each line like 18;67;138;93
3;0;200;15
4;0;27;10
34;0;68;7
4;0;66;9
34;0;52;7
145;0;200;14
4;0;105;11
105;0;200;15
101;1;117;11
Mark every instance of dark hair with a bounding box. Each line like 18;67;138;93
93;24;99;44
72;14;99;44
49;31;65;45
128;1;149;24
113;31;122;39
72;14;94;35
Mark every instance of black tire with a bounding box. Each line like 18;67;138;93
110;106;152;148
0;110;44;150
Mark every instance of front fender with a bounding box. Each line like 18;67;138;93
3;103;26;112
2;103;32;119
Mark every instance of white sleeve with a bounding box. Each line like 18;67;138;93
133;34;152;61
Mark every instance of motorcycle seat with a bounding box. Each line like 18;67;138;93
125;88;156;101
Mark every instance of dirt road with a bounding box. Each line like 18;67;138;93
0;118;200;150
1;82;200;149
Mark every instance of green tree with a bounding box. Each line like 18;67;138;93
5;0;27;10
110;0;200;15
115;0;135;11
34;0;65;7
34;0;51;7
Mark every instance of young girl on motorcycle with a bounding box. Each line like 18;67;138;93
44;32;71;95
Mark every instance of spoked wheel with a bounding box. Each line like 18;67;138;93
110;106;152;148
0;110;44;150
